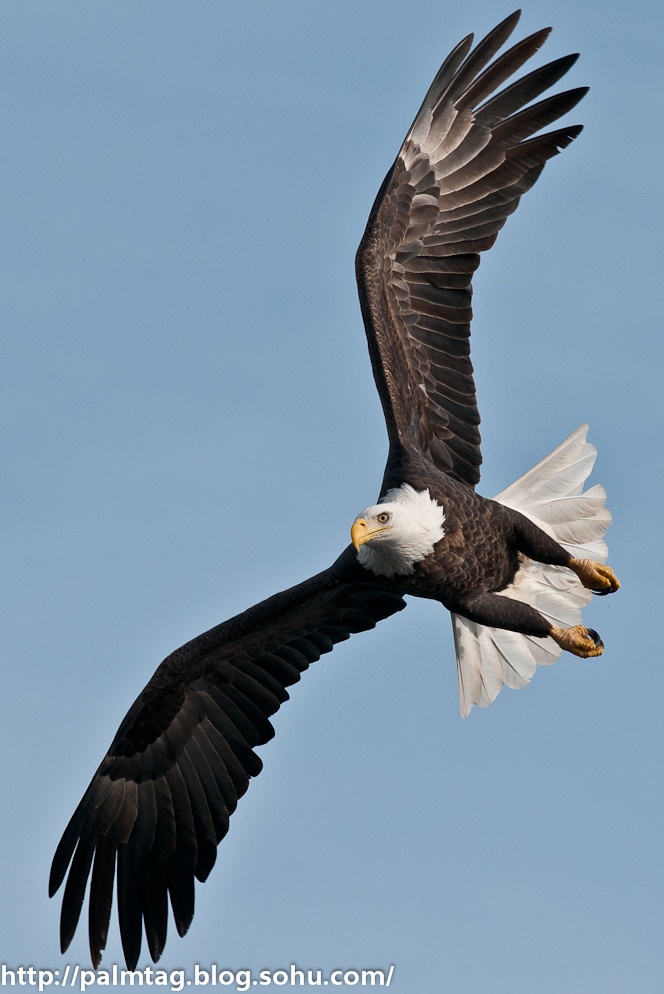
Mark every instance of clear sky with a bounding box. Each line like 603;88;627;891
2;1;662;992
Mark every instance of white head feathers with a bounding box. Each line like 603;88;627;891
352;484;446;578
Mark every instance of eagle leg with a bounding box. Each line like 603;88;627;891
568;558;620;595
450;590;553;638
549;624;604;658
452;592;606;659
508;512;620;596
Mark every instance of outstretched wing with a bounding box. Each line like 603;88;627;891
49;550;405;969
357;11;587;489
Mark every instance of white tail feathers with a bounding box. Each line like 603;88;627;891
453;426;612;718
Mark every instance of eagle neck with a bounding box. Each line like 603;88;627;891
381;441;445;500
379;441;423;498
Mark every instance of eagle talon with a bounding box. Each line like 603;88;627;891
585;628;604;650
568;557;620;595
550;624;605;658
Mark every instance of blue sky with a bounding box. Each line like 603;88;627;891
2;1;662;991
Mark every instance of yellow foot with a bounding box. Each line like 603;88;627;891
550;625;604;658
568;557;620;595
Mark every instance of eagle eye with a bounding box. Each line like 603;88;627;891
377;512;391;524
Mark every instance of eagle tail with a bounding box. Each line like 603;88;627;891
452;425;612;718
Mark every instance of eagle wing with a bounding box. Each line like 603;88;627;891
49;550;405;969
356;10;587;489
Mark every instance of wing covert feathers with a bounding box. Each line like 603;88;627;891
356;11;586;489
453;426;611;717
50;555;406;968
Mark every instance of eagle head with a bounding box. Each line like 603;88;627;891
351;484;446;578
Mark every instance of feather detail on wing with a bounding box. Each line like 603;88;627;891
453;426;611;717
49;551;405;969
356;11;587;489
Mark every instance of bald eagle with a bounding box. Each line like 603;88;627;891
50;11;619;970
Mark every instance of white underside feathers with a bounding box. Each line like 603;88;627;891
452;425;612;717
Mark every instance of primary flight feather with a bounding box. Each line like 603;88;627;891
50;11;619;969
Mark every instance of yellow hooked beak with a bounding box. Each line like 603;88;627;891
351;517;390;550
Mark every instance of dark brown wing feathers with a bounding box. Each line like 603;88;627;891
356;10;587;490
50;550;405;968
